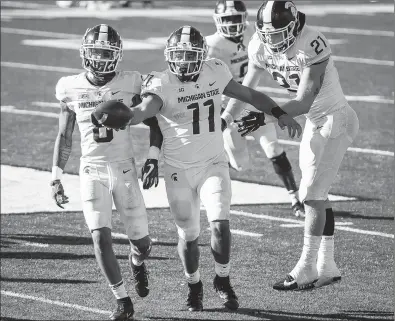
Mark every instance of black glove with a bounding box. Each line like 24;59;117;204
141;159;159;189
235;111;266;137
50;179;69;209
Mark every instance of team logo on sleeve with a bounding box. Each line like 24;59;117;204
171;173;178;182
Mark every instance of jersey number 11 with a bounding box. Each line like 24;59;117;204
187;99;215;135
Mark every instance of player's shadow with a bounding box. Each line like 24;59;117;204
0;276;97;284
204;307;394;320
2;233;209;248
334;211;394;220
0;251;175;261
0;316;36;321
0;238;18;248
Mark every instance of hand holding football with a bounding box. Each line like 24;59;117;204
91;100;133;130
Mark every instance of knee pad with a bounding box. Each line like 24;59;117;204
130;236;152;260
176;224;200;242
261;141;284;159
270;151;292;174
270;152;298;192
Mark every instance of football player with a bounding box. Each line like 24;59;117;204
51;24;163;321
226;1;359;291
92;25;301;311
206;0;305;218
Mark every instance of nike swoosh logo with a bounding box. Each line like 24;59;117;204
112;90;121;95
123;169;131;174
209;81;216;86
283;279;297;287
143;164;155;181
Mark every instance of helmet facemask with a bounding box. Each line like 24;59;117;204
214;12;247;38
256;20;296;54
80;40;123;75
164;42;207;82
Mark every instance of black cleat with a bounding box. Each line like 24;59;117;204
129;255;149;297
273;274;318;291
109;299;134;321
292;201;305;218
187;281;203;311
213;275;239;310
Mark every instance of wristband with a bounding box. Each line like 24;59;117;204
147;146;160;160
271;106;287;119
221;111;234;126
52;166;63;181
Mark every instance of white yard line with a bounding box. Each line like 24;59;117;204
1;290;110;315
1;106;393;157
1;27;80;38
0;1;49;9
332;55;394;66
230;229;262;237
280;221;353;228
23;242;49;248
312;26;394;37
1;106;58;118
230;210;394;239
256;87;394;105
1;61;82;73
32;102;59;108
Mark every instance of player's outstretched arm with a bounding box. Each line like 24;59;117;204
279;58;329;117
128;94;163;125
141;117;163;189
222;60;263;121
223;79;302;138
51;100;76;208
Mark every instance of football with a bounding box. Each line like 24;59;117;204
91;100;133;129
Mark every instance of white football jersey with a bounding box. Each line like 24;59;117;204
206;23;255;109
140;58;233;169
248;25;348;122
55;71;142;163
206;23;255;83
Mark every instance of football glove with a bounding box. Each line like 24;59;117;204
50;179;69;209
235;111;266;137
141;159;159;190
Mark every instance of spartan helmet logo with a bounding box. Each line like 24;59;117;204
171;173;178;182
285;1;297;17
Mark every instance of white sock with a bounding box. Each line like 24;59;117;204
318;235;335;263
290;235;321;283
289;190;299;206
109;279;128;299
185;270;200;284
131;255;143;266
215;262;230;278
317;235;340;277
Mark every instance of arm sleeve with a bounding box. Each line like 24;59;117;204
143;117;163;149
